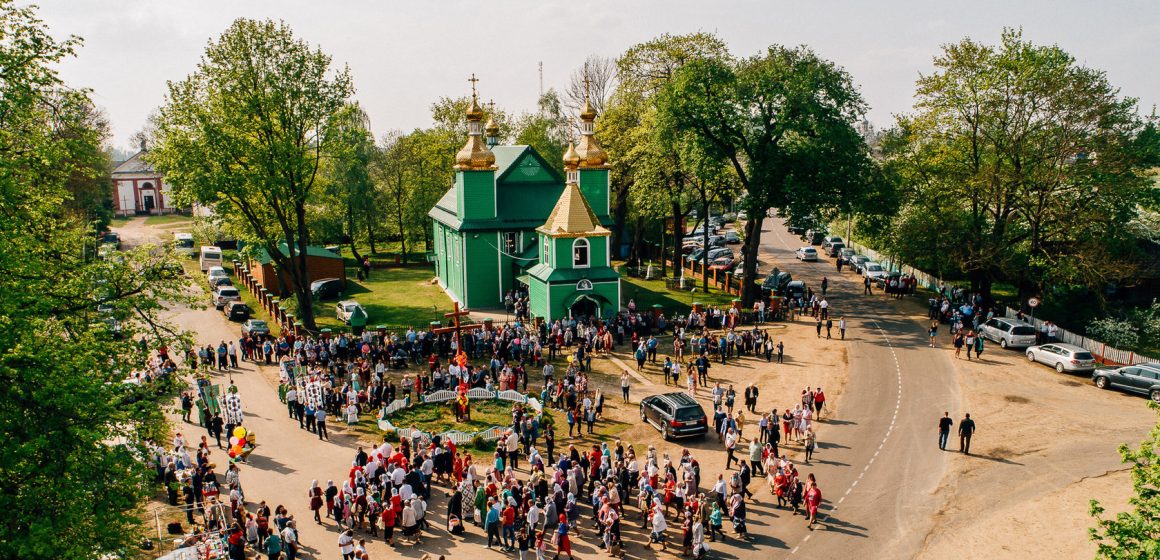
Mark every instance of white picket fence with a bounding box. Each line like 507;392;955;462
848;241;944;291
1002;307;1158;365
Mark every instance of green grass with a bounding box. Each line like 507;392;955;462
388;399;518;434
109;217;131;228
144;214;192;226
619;272;738;315
308;265;453;331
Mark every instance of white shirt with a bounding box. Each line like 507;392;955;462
338;533;354;554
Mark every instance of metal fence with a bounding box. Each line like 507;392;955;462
1002;307;1158;365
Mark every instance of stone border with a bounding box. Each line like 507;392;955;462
376;388;543;445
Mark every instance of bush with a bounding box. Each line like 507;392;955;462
1087;318;1140;349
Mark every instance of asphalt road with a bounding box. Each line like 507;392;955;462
755;216;960;558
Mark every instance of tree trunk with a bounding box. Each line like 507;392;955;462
671;202;684;277
611;179;631;258
740;213;765;306
659;222;667;277
346;202;363;264
367;222;377;254
701;200;711;292
293;205;317;330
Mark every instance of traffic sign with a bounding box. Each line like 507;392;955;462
1028;297;1040;308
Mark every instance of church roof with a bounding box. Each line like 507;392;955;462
112;151;158;175
537;182;610;238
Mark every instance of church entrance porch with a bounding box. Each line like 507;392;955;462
570;295;599;320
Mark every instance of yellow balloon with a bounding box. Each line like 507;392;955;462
232;427;247;439
567;356;573;363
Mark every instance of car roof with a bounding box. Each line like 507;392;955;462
650;392;701;409
339;299;360;305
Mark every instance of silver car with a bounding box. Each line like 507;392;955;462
1026;343;1097;373
980;318;1038;349
796;247;818;261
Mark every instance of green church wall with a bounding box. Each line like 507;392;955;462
456;170;496;221
463;233;500;308
551;236;608;270
578;169;610;219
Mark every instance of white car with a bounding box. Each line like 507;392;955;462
206;266;228;283
212;285;240;309
1026;343;1097;373
795;247;818;262
862;262;888;282
335;300;366;324
979;318;1038;349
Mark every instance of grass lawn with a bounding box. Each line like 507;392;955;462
310;265;453;332
144;214;192;226
109;217;131;228
619;272;738;315
388;399;518;434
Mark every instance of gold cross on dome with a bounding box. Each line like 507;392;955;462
468;73;479;96
582;73;591;99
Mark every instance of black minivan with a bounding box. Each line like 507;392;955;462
640;392;709;440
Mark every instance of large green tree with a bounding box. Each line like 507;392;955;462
313;102;378;262
886;29;1155;303
0;3;189;557
151;18;354;329
658;45;875;305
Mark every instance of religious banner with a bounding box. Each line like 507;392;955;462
222;393;244;425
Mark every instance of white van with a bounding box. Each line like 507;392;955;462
200;246;222;272
174;233;195;257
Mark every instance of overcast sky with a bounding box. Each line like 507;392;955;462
35;0;1160;152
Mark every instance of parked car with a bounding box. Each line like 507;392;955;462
640;392;709;440
724;231;741;244
223;301;251;322
1092;363;1160;402
876;271;902;289
838;247;857;264
708;255;736;272
825;242;846;258
821;236;844;252
686;247;706;263
241;319;270;337
795;247;818;261
206;266;228;283
1026;343;1097;373
707;235;727;248
100;231;122;250
862;262;888;282
849;255;872;273
979;318;1039;349
311;278;345;300
784;280;807;300
706;247;733;262
208;276;233;289
803;229;826;245
761;271;792;295
212;285;241;309
335;300;367;324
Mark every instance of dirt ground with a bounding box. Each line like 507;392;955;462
916;328;1153;559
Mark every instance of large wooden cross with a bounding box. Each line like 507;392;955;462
442;302;473;349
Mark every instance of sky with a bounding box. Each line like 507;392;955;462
34;0;1160;153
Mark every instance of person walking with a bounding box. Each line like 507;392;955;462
724;428;739;470
776;341;784;364
958;413;976;454
937;412;954;450
839;317;846;340
864;276;872;295
825;318;833;339
815;316;823;338
803;429;816;464
315;408;328;441
821;277;829;296
804;474;822;529
620;371;631;403
928;320;938;347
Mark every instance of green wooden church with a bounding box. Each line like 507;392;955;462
428;88;620;321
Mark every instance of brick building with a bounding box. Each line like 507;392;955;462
247;244;346;296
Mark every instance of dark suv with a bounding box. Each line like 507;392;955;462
1092;364;1160;403
761;270;792;296
640;392;709;440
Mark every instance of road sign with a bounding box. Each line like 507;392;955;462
1028;297;1040;308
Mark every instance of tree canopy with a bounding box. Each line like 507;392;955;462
151;18;354;329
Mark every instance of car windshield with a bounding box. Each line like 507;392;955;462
345;304;358;311
675;407;704;420
867;264;882;271
250;320;267;328
219;288;238;296
1011;326;1036;335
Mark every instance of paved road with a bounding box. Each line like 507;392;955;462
755;217;960;558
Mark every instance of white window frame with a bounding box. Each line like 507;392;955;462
572;238;590;269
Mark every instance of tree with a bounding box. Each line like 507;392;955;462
888;30;1155;303
514;90;570;177
607;33;731;268
563;55;617;120
658;45;873;305
0;3;190;557
1089;402;1160;559
314;103;378;262
150;19;354;329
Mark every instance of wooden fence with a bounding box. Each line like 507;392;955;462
1001;307;1158;366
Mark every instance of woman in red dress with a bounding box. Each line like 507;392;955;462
804;473;822;528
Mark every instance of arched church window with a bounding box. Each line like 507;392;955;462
572;238;590;268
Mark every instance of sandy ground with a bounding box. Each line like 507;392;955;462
916;328;1153;559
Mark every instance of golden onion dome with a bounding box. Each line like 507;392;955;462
484;115;499;137
563;142;581;169
579;97;597;121
455;136;495;170
466;95;484;122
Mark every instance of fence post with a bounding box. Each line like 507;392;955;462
1128;352;1135;365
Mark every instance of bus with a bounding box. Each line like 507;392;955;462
174;232;195;258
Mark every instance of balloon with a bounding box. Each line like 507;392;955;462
229;437;240;447
567;356;573;363
233;427;246;439
227;449;237;458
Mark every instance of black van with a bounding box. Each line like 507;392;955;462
640;392;709;440
761;270;792;295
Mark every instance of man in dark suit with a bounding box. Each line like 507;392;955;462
958;413;976;454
